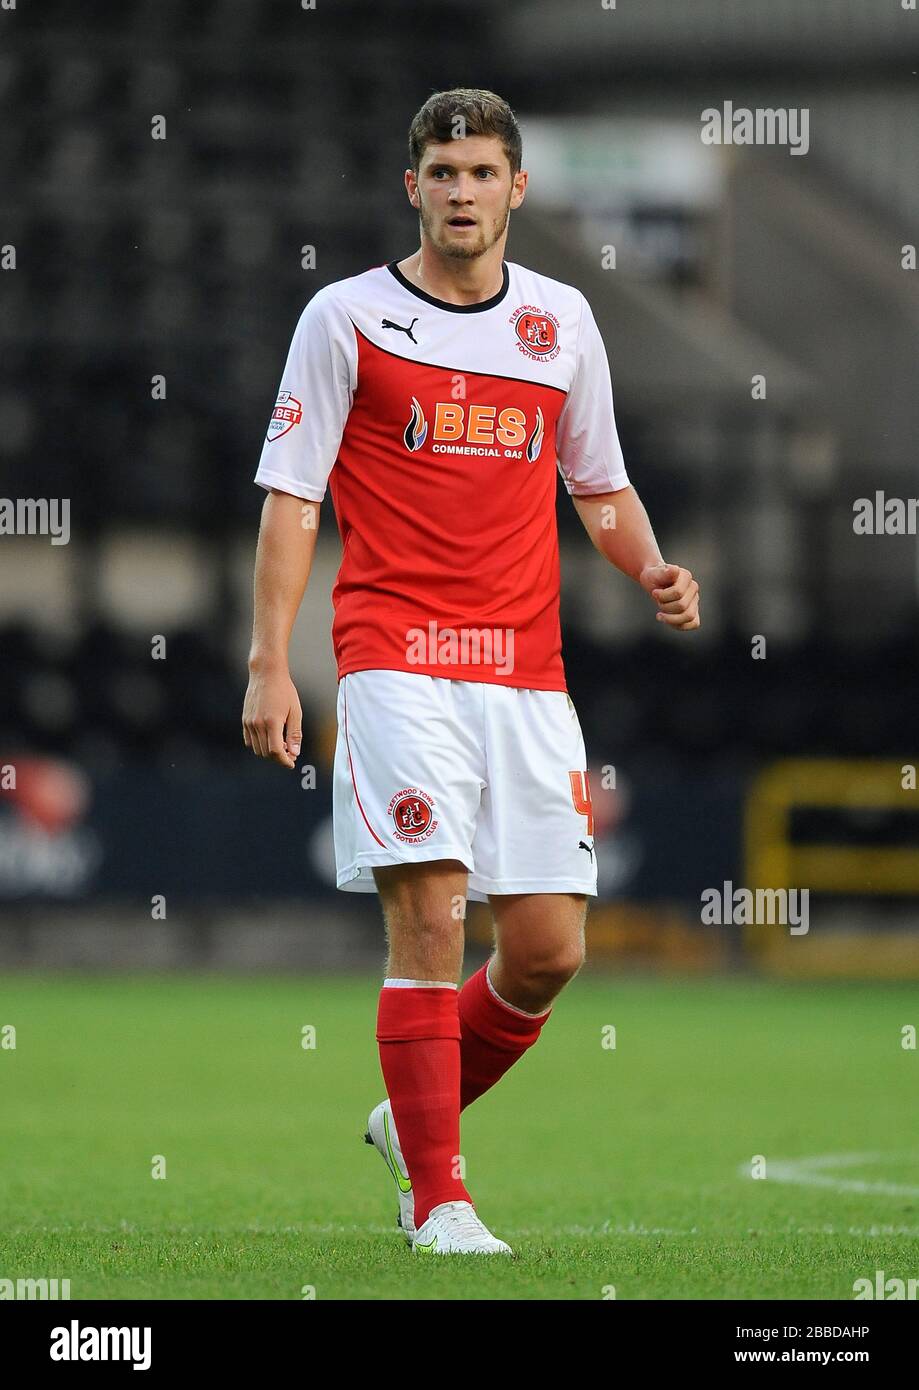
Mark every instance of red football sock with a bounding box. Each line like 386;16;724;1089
458;961;552;1111
376;984;473;1228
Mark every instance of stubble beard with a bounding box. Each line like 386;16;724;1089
419;196;511;261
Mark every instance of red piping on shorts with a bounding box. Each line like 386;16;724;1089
343;678;387;848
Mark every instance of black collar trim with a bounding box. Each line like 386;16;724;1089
386;259;510;314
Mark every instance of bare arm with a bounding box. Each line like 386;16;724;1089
242;488;321;767
572;484;700;630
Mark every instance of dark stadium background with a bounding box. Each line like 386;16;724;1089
1;0;917;979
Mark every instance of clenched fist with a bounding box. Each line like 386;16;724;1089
639;563;701;631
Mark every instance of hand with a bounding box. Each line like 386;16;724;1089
639;562;701;630
242;666;303;768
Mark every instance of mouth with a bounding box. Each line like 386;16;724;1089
447;216;476;228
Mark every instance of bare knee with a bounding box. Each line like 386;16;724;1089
489;895;588;1008
492;939;586;1013
507;942;585;995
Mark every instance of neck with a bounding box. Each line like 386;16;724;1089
398;243;505;306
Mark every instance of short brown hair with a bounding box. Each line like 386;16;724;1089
408;88;522;177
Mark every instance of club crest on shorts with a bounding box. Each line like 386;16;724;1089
388;787;438;843
266;389;302;442
509;304;560;362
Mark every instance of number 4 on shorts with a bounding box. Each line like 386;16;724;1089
569;770;594;836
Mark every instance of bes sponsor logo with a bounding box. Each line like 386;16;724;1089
389;788;438;844
403;397;544;462
266;389;302;442
509;304;560;362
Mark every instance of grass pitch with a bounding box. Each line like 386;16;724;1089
2;972;917;1299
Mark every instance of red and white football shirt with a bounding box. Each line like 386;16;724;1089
254;259;629;691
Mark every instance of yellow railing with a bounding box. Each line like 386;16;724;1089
744;759;919;973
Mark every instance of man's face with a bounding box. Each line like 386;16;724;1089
409;135;525;261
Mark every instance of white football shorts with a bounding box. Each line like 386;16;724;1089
332;668;597;902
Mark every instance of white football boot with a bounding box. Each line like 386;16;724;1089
412;1200;513;1256
364;1098;415;1243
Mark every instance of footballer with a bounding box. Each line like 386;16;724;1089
242;89;700;1256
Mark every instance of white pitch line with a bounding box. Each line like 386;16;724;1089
738;1151;919;1198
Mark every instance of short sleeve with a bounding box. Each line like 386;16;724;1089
254;287;356;502
555;294;630;496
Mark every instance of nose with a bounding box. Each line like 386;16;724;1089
448;174;477;203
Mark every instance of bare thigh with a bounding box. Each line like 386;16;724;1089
373;859;469;982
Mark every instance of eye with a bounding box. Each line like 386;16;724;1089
431;167;495;179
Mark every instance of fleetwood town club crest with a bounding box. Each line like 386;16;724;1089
388;786;439;844
266;389;303;442
509;304;560;362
